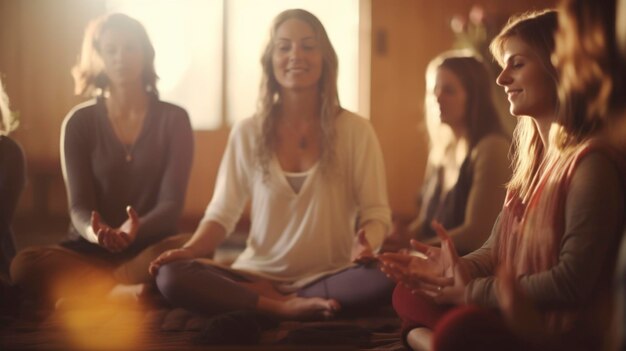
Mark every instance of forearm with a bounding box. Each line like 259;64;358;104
69;206;98;243
182;220;227;258
133;200;182;245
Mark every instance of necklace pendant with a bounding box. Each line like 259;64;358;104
126;154;132;162
299;137;308;149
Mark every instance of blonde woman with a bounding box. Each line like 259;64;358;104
150;9;393;321
381;9;625;350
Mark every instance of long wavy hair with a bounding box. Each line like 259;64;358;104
256;9;341;175
71;13;158;97
489;10;559;201
0;78;18;136
554;0;626;148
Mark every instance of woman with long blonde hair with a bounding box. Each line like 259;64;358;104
150;9;392;324
381;9;625;350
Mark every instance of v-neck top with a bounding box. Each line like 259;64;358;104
60;95;194;257
283;165;316;194
201;110;391;287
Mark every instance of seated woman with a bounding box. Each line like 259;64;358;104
149;8;393;321
380;9;625;351
498;1;626;350
10;13;194;306
388;53;510;256
0;78;26;282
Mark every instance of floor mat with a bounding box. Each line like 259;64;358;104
0;303;405;350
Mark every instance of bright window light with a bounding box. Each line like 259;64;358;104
106;0;362;130
106;0;223;130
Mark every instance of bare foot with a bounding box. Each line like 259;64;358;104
269;296;341;320
107;283;144;303
407;327;432;351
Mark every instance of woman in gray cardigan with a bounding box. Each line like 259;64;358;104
10;13;193;306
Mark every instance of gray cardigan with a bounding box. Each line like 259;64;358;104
60;95;194;258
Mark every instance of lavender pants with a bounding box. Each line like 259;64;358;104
155;259;394;316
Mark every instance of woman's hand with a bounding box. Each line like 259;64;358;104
379;241;453;294
351;229;377;263
379;221;454;290
379;221;468;303
418;221;469;305
149;248;195;276
91;206;139;253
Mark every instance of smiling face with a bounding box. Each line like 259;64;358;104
433;67;468;129
98;27;145;88
272;18;323;93
496;36;557;120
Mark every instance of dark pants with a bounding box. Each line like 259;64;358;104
10;233;190;303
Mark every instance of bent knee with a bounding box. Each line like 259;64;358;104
155;260;195;301
10;246;68;298
10;247;51;286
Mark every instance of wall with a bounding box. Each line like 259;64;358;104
0;0;555;232
370;0;554;218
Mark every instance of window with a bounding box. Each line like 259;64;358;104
106;0;368;130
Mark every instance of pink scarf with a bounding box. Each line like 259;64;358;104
495;138;625;332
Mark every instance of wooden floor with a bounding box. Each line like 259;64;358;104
1;215;406;350
0;303;404;350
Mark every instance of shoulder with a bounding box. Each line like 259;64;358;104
471;134;510;162
226;116;260;152
335;109;377;144
152;99;192;129
572;148;625;186
153;99;189;118
0;135;25;160
64;99;99;121
474;133;510;153
62;99;99;131
231;116;259;136
336;109;371;130
566;149;625;223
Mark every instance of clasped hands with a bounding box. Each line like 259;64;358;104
91;206;139;253
379;221;469;305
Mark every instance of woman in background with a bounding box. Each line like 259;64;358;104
10;13;194;306
150;8;393;321
0;78;26;283
387;52;510;256
381;9;625;350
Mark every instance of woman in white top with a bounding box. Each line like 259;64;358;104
149;8;393;320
